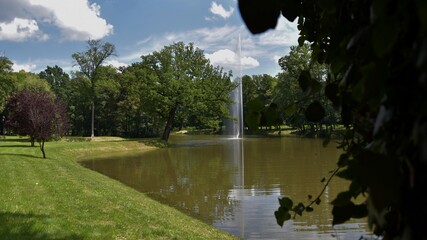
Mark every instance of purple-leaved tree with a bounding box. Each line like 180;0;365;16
6;90;69;158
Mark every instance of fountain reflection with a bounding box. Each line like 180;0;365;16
81;136;373;239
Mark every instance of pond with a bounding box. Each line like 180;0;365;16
81;135;372;239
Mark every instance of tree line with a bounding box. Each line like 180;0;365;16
1;41;236;143
1;41;341;146
243;43;340;137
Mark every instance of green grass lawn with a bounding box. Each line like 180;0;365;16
0;136;236;240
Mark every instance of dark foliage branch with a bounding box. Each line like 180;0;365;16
238;0;427;239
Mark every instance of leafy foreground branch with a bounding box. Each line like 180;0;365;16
238;0;427;238
275;167;350;227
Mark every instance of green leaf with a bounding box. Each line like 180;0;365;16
325;83;340;106
330;55;347;75
238;0;282;34
315;198;321;205
320;177;326;183
331;191;352;207
298;36;305;46
264;103;281;126
292;202;305;216
275;207;291;227
308;195;312;200
332;202;367;225
298;70;312;94
372;17;399;58
336;168;353;180
306;206;314;212
352;204;368;218
247;97;265;112
281;0;301;22
305;100;325;122
340;105;353;125
332;203;354;225
284;104;297;115
245;112;261;131
278;197;293;210
318;0;337;13
337;153;349;167
349;181;363;198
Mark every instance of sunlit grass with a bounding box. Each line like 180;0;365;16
0;136;236;239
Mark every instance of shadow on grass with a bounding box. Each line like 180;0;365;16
0;138;30;143
0;153;40;159
0;212;83;240
0;145;33;148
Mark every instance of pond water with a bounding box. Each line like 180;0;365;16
81;135;373;239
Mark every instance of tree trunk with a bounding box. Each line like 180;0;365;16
161;104;178;142
39;139;46;159
30;137;35;147
91;100;95;138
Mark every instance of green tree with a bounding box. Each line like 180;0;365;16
242;74;280;131
39;65;71;101
12;70;52;94
94;65;121;136
273;44;336;135
186;65;235;131
141;42;235;141
72;40;116;137
116;63;161;137
0;56;15;112
67;72;92;136
243;74;277;104
238;0;427;238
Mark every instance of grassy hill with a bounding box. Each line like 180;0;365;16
0;136;236;240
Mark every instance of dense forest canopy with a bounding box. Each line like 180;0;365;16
0;42;241;141
1;40;343;142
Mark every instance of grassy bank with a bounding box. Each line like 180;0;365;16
0;136;236;240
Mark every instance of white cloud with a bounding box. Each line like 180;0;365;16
12;61;37;72
0;0;113;42
29;0;113;40
0;17;48;41
120;17;297;76
258;17;299;46
121;25;243;63
210;2;234;19
205;49;259;71
273;55;282;64
104;60;129;69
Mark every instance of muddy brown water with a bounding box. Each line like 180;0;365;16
81;135;372;239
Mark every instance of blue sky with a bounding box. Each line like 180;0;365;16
0;0;299;76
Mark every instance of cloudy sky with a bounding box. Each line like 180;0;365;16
0;0;299;76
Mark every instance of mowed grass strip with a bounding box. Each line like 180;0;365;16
0;136;236;240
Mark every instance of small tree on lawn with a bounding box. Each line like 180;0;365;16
6;90;69;158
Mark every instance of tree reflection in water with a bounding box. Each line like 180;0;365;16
81;135;372;239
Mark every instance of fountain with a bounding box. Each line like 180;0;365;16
226;34;244;139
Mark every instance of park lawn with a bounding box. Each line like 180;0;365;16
0;136;236;240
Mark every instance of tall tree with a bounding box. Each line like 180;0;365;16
0;57;15;110
141;42;235;141
0;56;15;137
273;44;335;134
72;40;116;137
39;65;71;101
238;0;427;238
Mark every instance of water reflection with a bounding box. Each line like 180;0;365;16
81;136;373;239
